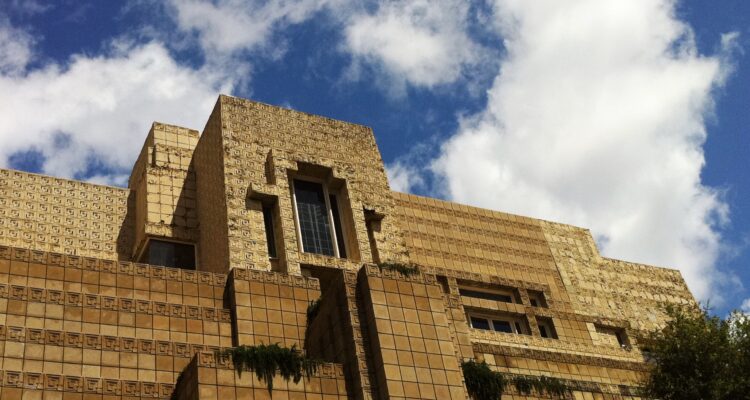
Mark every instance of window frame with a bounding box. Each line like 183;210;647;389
466;311;529;335
262;204;278;259
527;290;548;308
290;176;348;258
536;317;559;339
458;286;520;304
137;237;198;270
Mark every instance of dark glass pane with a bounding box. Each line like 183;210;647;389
262;206;277;258
539;325;549;338
616;331;626;346
528;290;547;308
329;194;347;258
470;317;490;330
294;180;334;256
146;240;195;269
459;288;514;303
492;320;513;333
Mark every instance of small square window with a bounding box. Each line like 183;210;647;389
536;317;558;339
528;290;548;308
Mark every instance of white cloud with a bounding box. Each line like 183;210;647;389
164;0;485;91
386;161;424;193
0;37;231;182
0;17;34;75
432;0;735;302
165;0;331;55
343;0;482;90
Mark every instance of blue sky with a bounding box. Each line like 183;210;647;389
0;0;748;315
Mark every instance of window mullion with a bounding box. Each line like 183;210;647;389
321;183;340;258
290;179;305;253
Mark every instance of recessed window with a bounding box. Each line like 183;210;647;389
468;312;529;335
328;195;346;258
459;287;518;304
536;317;558;339
528;290;548;308
140;239;196;269
292;179;348;258
262;205;277;258
470;317;491;330
595;324;629;348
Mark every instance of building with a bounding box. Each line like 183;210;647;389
0;95;696;399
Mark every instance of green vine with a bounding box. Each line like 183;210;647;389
221;344;322;394
377;262;419;276
461;360;570;399
462;359;506;400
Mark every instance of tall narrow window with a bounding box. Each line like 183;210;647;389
293;180;335;256
328;195;347;258
262;205;277;258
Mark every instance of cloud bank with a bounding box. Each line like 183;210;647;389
0;34;229;185
433;0;735;302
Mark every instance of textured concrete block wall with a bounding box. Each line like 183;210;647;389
216;95;409;274
358;266;467;400
0;169;133;261
129;122;200;259
228;268;320;348
173;352;348;400
0;245;232;399
193;102;231;273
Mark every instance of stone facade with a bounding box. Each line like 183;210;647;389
0;95;696;399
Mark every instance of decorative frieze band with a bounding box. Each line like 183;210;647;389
231;266;320;289
0;369;175;397
0;284;231;322
0;325;228;357
194;351;344;378
0;245;227;287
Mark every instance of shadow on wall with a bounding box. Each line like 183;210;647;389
116;191;136;261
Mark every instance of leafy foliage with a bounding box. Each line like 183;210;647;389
641;305;750;400
377;262;419;276
221;344;322;394
462;359;506;400
461;360;569;399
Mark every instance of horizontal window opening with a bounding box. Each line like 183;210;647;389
468;312;529;335
459;287;518;304
140;239;196;270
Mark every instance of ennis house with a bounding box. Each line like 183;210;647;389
0;95;696;400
